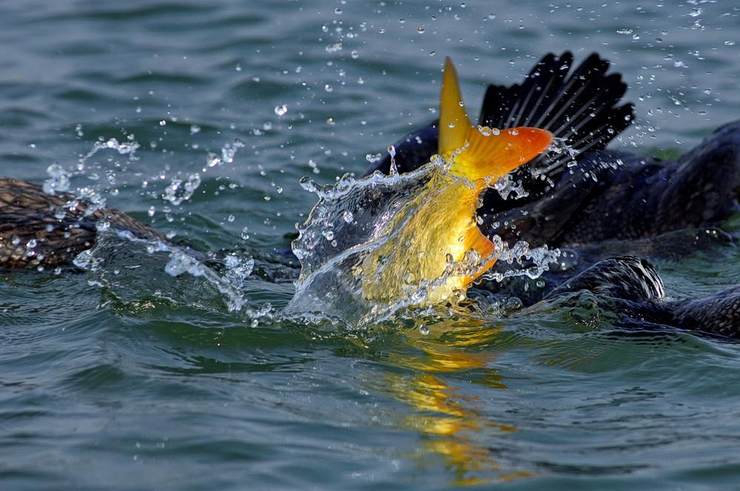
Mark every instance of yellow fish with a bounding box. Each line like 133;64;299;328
361;58;553;305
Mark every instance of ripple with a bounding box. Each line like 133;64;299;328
45;3;215;23
0;0;738;488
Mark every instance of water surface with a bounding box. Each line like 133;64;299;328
1;1;739;489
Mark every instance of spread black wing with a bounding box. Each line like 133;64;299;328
367;51;634;201
477;51;633;211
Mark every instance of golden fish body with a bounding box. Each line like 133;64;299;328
361;172;493;304
358;57;553;307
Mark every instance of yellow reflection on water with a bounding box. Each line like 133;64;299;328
383;318;532;486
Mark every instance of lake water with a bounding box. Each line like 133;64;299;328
1;1;739;489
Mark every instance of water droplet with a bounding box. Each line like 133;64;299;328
207;153;222;167
274;104;288;116
43;163;70;195
365;153;382;163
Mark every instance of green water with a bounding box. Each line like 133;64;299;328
1;1;739;489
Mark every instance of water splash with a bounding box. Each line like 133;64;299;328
38;132;275;319
42;136;142;217
72;230;269;317
287;155;559;325
48;133;561;327
78;138;140;170
162;173;202;206
42;163;71;195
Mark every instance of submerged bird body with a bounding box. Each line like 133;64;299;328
0;178;162;269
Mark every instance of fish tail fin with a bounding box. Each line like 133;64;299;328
439;57;472;154
440;57;553;182
478;51;634;181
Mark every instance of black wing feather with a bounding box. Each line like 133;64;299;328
368;52;634;186
477;52;634;214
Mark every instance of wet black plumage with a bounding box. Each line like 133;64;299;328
540;256;740;340
477;52;633;186
482;121;740;247
476;52;634;216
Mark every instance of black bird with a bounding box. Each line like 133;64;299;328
365;52;739;337
0;52;737;338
